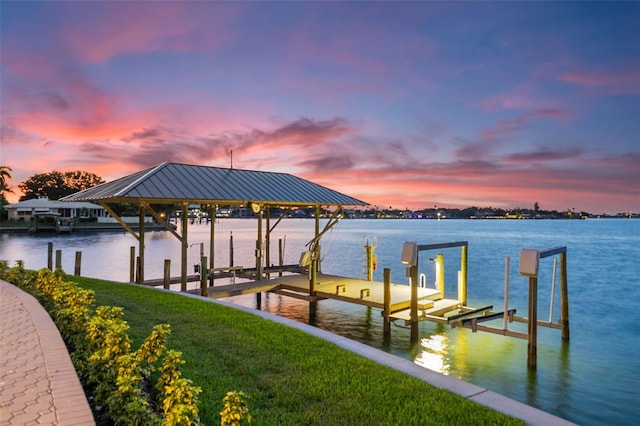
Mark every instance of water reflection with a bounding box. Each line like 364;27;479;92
414;332;450;374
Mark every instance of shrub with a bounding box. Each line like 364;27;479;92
1;263;205;426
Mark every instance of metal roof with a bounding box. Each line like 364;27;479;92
61;162;368;207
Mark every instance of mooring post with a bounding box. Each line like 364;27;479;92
139;205;145;284
383;268;391;339
200;256;208;297
278;238;284;277
410;264;419;343
366;244;374;281
47;242;53;270
528;276;538;369
180;203;188;292
436;253;445;297
560;251;570;341
129;246;136;282
229;232;234;267
209;204;215;287
55;249;62;271
460;244;468;305
163;259;171;289
74;251;81;276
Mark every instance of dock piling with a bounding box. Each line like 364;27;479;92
47;242;53;271
200;256;208;297
164;259;171;289
129;246;135;283
383;268;391;339
74;251;81;276
55;249;62;271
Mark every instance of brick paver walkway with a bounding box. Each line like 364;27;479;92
0;280;95;425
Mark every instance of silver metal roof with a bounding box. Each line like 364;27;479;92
61;162;368;207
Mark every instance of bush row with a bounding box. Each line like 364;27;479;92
0;261;205;425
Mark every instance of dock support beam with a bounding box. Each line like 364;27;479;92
560;252;570;340
410;264;419;343
383;268;391;340
139;206;145;284
209;204;215;287
200;256;208;297
180;203;188;291
527;276;538;369
460;244;468;305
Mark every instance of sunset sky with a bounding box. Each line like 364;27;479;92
1;1;638;214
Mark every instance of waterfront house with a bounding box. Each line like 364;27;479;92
5;196;107;222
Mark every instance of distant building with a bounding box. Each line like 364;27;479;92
5;196;107;221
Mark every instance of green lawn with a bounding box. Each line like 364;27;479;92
71;276;524;426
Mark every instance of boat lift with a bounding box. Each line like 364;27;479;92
395;241;569;369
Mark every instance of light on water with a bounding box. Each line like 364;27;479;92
1;218;639;425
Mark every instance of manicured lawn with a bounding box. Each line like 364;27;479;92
72;276;524;426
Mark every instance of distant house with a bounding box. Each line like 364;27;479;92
5;196;107;222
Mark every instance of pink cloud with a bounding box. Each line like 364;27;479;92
60;3;240;64
559;66;640;94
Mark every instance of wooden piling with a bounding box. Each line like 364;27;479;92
200;256;208;296
366;245;374;281
181;203;188;292
163;259;171;289
527;276;538;369
383;268;391;339
560;252;570;341
55;249;62;271
436;254;445;297
278;238;284;277
47;242;53;270
410;265;419;343
129;246;135;283
138;206;145;284
74;251;81;276
460;244;468;305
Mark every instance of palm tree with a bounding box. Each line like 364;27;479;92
1;166;14;220
0;166;13;195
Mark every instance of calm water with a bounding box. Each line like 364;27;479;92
2;218;639;425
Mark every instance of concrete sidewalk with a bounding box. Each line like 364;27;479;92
0;280;94;426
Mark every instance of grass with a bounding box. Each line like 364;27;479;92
71;276;525;426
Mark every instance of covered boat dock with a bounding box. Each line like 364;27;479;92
61;161;368;290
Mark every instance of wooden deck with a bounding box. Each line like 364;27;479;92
191;272;463;321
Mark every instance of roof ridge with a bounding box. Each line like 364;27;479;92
116;162;168;196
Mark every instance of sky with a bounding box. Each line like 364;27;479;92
1;1;638;214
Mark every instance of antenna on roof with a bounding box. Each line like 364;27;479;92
230;150;233;169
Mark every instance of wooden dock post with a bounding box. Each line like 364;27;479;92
560;252;570;341
527;276;538;369
365;244;374;281
74;251;82;276
460;244;468;305
163;259;171;289
383;268;391;339
47;242;53;270
200;256;208;297
139;205;145;284
209;204;215;287
129;246;135;283
410;264;419;343
180;203;188;292
55;249;62;271
435;254;445;297
278;238;284;277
